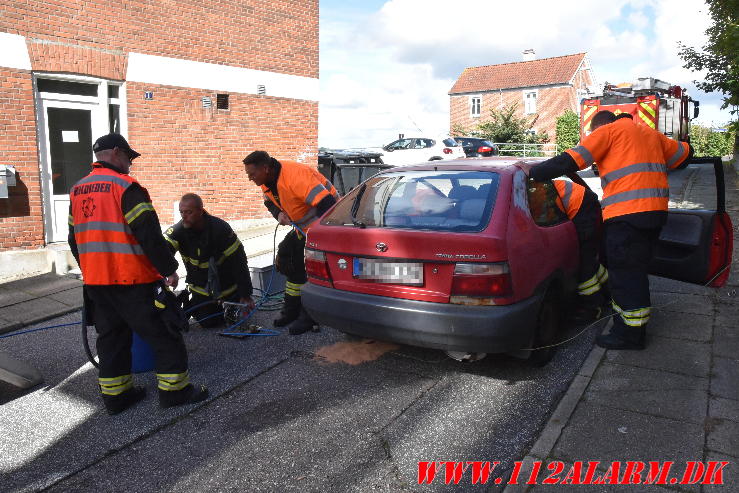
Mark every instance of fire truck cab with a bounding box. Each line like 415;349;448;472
580;77;699;142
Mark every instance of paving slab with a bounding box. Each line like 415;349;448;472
0;297;75;326
526;460;692;492
18;276;81;297
709;397;739;423
47;287;83;307
649;276;715;296
650;292;715;317
647;310;712;343
0;289;34;309
0;318;21;334
706;417;739;458
712;322;739;360
710;357;739;401
603;336;711;378
584;363;708;424
703;453;738;492
551;401;705;465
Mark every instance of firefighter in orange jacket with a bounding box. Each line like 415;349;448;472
243;150;338;335
68;133;207;414
531;111;692;349
551;179;607;323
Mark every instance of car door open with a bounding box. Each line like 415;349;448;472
649;157;733;287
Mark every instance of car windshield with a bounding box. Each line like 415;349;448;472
322;170;499;232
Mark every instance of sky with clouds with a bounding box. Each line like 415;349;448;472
319;0;734;149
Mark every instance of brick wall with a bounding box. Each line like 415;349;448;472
0;0;318;251
0;0;318;78
0;67;44;249
126;83;318;225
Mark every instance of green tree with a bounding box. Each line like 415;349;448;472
690;123;737;157
464;104;548;156
678;0;738;153
555;110;580;153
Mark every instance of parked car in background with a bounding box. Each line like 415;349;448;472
377;137;465;166
454;137;499;157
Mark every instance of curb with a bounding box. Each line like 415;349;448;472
501;346;606;493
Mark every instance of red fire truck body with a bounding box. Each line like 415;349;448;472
580;77;699;142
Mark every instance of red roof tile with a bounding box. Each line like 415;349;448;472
449;53;587;94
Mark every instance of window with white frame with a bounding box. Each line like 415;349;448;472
524;90;537;114
470;96;481;117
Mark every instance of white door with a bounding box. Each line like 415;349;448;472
35;76;124;242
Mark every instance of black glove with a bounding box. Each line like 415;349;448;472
154;282;189;335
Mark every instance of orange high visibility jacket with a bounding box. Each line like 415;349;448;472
565;118;690;221
70;165;161;285
261;160;338;232
553;179;586;220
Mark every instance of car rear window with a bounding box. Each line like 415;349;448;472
442;138;460;147
321;170;499;232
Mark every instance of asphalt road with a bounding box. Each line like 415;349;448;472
0;165;699;493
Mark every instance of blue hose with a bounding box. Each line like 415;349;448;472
0;321;80;340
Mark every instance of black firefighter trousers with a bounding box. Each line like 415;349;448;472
86;283;189;395
603;220;661;329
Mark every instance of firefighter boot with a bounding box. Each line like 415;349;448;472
568;292;604;325
159;383;209;408
274;294;301;328
103;386;147;415
596;319;645;350
286;308;318;335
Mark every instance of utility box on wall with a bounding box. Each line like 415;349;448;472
0;165;17;199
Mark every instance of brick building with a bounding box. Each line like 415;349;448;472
449;51;596;140
0;1;318;281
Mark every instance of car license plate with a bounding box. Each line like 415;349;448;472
353;258;423;285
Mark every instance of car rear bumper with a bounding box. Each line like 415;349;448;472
302;283;543;353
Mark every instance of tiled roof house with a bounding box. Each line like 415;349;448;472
449;51;596;140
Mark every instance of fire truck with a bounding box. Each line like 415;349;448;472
580;77;700;141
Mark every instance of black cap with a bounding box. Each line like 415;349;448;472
92;133;141;159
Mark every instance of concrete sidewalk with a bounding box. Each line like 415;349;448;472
506;161;739;492
0;273;82;335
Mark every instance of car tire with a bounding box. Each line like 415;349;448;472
429;156;442;161
525;289;560;367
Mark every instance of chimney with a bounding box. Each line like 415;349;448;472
522;49;536;62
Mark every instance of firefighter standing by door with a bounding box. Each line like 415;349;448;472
68;133;208;414
530;111;692;350
551;178;607;323
164;193;255;327
242;151;338;335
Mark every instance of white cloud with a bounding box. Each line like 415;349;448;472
320;0;734;148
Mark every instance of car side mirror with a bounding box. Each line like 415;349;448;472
693;101;700;119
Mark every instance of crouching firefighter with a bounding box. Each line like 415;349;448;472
164;193;255;327
243;151;338;335
551;178;608;323
69;133;208;415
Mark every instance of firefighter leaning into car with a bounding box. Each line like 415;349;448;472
243;150;338;335
530;110;692;350
68;133;208;415
551;179;607;324
164;193;255;327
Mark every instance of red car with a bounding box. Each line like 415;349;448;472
302;159;578;364
302;157;733;364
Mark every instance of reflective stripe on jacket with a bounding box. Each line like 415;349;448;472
565;118;690;221
553;179;585;220
70;165;161;285
261;160;338;231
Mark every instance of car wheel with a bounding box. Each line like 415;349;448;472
428;156;443;161
525;289;560;367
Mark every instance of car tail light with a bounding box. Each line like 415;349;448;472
305;249;332;283
443;147;453;154
450;262;511;305
707;212;733;287
478;146;492;153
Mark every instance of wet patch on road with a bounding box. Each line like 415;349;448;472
314;339;399;365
